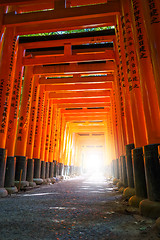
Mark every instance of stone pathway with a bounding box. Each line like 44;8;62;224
0;175;159;240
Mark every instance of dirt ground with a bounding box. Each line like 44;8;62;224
0;175;159;240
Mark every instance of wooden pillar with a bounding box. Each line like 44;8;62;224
120;0;147;148
32;85;45;183
0;7;6;54
26;76;40;185
141;0;160;110
130;0;160;215
45;99;54;180
14;66;34;186
5;46;24;192
40;92;49;180
130;0;160;144
115;15;134;146
48;105;56;179
0;27;18;196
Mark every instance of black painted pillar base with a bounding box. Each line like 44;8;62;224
64;165;69;176
129;147;147;207
41;160;46;179
26;159;36;187
45;162;51;183
117;156;124;190
49;162;54;178
139;144;160;218
33;158;43;185
15;156;29;189
59;163;64;176
58;163;62;176
125;143;135;188
5;156;17;194
123;144;135;200
53;160;57;177
121;155;128;188
112;159;115;178
69;166;74;176
113;158;120;185
0;148;8;197
49;162;56;183
56;162;59;176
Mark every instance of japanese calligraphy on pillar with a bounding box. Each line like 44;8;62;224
121;13;140;92
17;76;33;142
147;0;160;24
115;25;125;117
0;35;17;134
45;104;52;151
7;70;22;139
132;0;148;59
113;91;118;127
28;84;38;145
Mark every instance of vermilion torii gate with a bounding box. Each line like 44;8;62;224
0;0;160;218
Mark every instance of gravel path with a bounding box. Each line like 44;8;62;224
0;175;159;240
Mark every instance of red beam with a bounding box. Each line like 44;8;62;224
52;97;110;104
44;82;112;91
23;51;114;66
33;62;115;75
3;3;120;27
49;90;110;99
20;35;114;49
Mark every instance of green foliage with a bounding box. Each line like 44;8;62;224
20;26;114;37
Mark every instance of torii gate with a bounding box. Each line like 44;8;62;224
0;0;160;218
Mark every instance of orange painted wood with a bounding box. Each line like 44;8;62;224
40;92;49;161
53;109;61;162
23;51;114;66
142;0;160;110
33;62;114;75
121;0;147;148
115;15;134;145
15;66;34;156
21;36;114;50
52;97;110;104
62;108;109;114
39;75;114;85
49;90;110;99
33;85;45;159
25;48;111;57
16;16;115;35
57;103;110;108
0;0;107;6
0;27;18;149
45;100;54;162
6;46;25;156
3;3;120;27
45;82;112;92
131;0;160;144
48;105;56;162
26;76;40;159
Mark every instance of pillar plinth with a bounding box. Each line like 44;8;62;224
40;160;46;180
33;158;43;185
123;144;135;199
53;160;57;177
117;156;124;189
139;144;160;218
49;162;54;178
4;156;17;194
15;156;29;189
26;158;36;187
0;149;8;197
129;147;147;207
45;162;50;182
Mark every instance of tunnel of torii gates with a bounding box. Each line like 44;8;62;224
0;0;160;218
